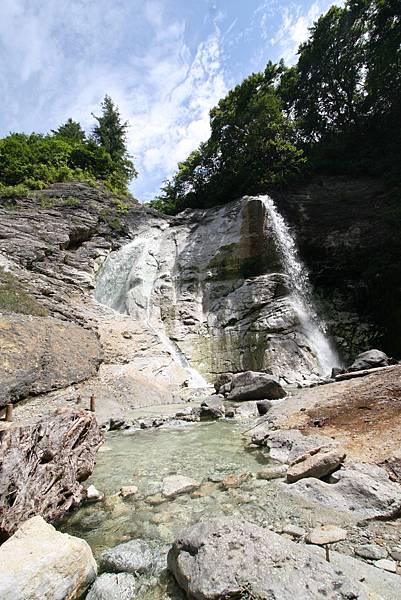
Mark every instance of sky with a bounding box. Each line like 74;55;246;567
0;0;340;201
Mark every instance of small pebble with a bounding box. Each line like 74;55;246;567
374;559;397;573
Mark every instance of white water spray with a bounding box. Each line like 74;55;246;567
95;238;208;388
258;195;340;375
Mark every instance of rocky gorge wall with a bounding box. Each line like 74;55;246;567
0;177;398;418
96;195;330;386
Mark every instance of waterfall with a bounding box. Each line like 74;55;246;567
94;237;208;388
258;195;340;375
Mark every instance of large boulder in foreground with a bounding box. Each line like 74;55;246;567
0;516;96;600
0;407;103;539
286;463;401;520
225;371;286;402
168;518;369;599
0;313;102;407
348;349;391;372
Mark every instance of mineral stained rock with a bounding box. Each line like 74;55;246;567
0;407;103;539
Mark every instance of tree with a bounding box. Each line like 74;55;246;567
52;118;86;143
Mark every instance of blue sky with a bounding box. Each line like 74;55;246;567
0;0;340;201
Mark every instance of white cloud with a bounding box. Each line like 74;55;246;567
268;2;323;64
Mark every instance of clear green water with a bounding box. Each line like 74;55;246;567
61;420;282;556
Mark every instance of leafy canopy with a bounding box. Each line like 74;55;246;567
152;0;401;214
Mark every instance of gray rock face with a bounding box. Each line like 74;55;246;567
0;408;103;539
0;516;97;600
348;349;391;372
287;447;346;483
200;396;225;420
0;313;102;407
168;518;369;600
226;371;287;401
100;539;154;575
286;463;401;519
86;573;137;600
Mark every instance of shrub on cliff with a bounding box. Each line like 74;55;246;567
0;96;136;196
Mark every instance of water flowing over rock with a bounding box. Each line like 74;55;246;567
0;407;103;539
96;195;339;385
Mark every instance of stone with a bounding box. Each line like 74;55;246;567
286;462;401;519
287;447;346;483
168;517;369;599
355;544;388;560
374;559;397;573
253;428;335;464
390;546;401;561
86;573;137;600
0;407;103;539
145;493;164;506
220;472;252;489
256;399;272;415
0;313;102;408
199;396;225;420
86;484;104;502
162;475;200;498
256;464;288;480
120;485;138;498
227;371;286;401
306;525;348;545
0;516;96;600
348;349;391;372
99;539;154;575
281;524;305;538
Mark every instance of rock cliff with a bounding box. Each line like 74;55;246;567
0;178;398;418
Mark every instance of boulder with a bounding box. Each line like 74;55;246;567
348;349;391;372
162;475;200;498
287;447;346;483
252;428;335;464
199;396;225;420
86;573;137;600
0;516;96;600
100;539;154;575
286;463;401;519
0;313;102;407
168;517;369;599
0;407;103;539
227;371;286;401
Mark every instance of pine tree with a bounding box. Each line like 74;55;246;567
92;95;137;183
52;118;86;143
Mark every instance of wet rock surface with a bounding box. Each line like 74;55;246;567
225;371;287;401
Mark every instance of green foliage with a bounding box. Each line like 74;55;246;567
152;64;305;213
153;0;400;214
0;267;49;316
52;118;86;143
0;96;137;196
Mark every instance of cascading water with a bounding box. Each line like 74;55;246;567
95;236;208;388
258;194;340;375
